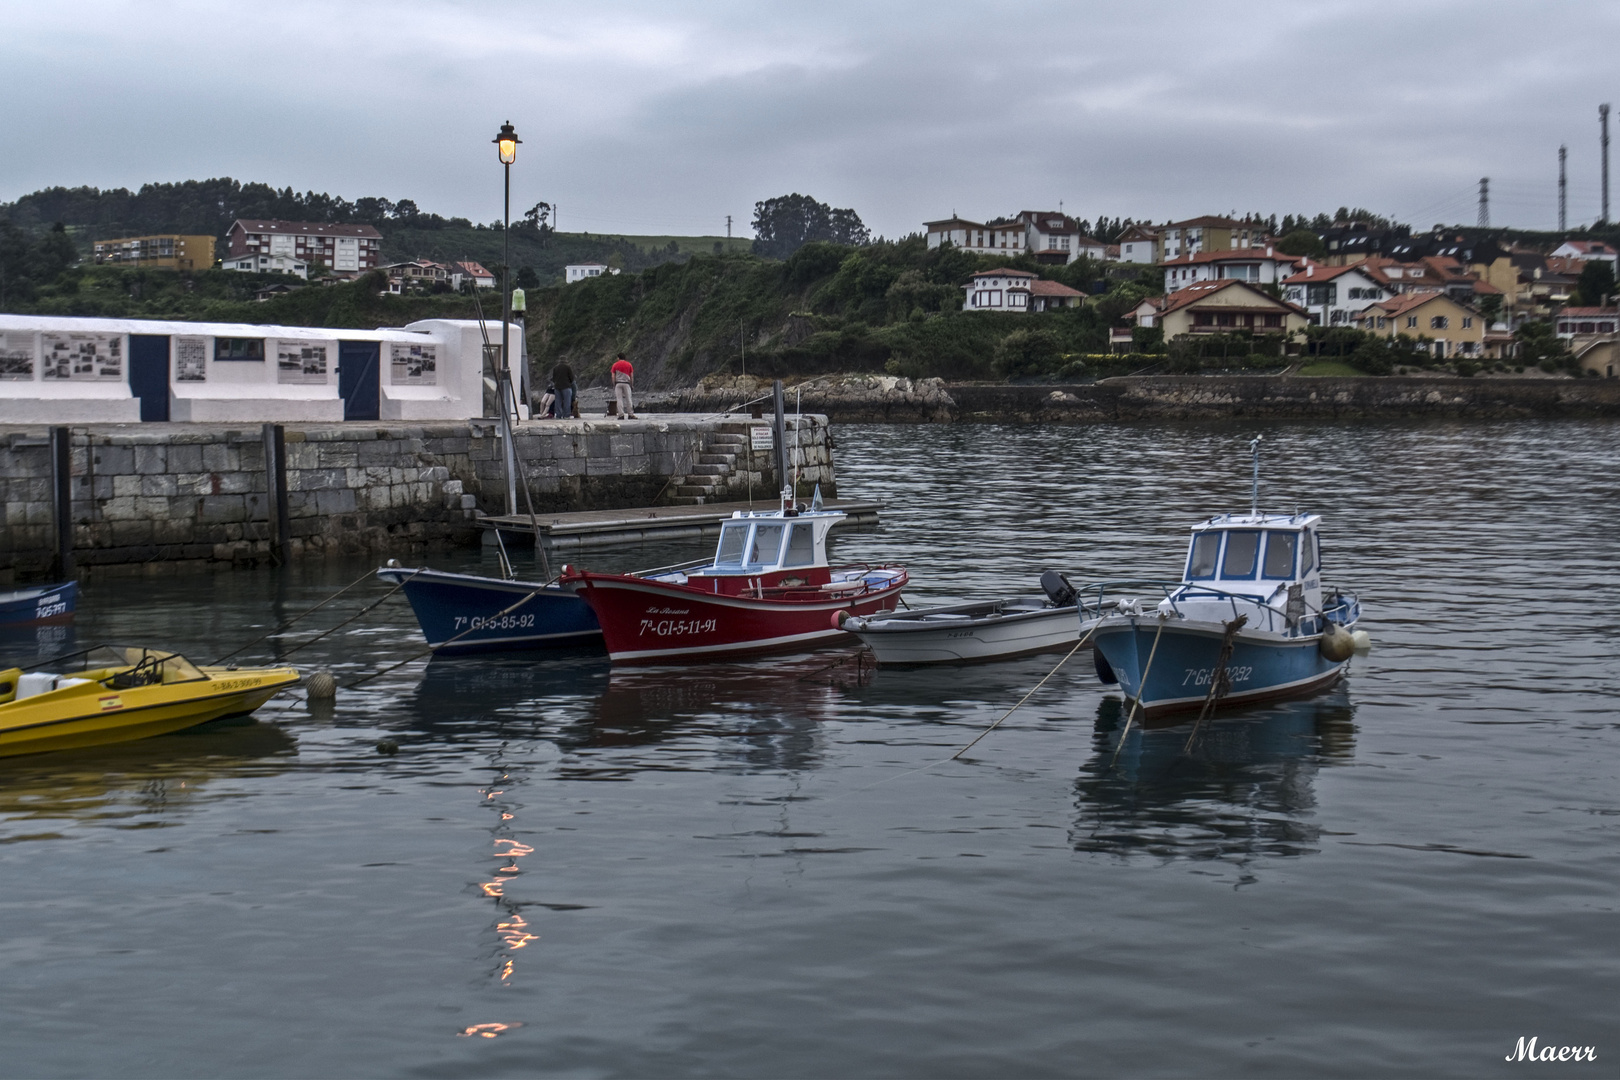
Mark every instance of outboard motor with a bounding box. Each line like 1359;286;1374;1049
1040;570;1077;608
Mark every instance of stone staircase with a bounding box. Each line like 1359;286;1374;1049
670;430;749;505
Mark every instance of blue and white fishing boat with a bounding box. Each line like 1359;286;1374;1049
0;582;76;628
1077;438;1364;718
375;564;600;654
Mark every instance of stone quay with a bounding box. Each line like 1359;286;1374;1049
0;415;836;582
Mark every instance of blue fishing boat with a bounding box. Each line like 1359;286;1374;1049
1078;439;1365;718
375;565;600;654
0;582;76;628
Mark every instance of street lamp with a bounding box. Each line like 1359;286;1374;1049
493;121;522;515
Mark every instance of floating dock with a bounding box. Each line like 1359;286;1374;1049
479;499;881;551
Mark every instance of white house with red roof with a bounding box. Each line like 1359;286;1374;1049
924;211;1104;264
1553;305;1619;340
1117;224;1159;264
226;219;382;276
1549;240;1618;267
1161;247;1299;292
449;261;495;289
962;269;1087;312
1127;280;1310;339
1281;262;1391;326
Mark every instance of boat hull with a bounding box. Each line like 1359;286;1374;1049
844;600;1080;665
0;668;300;758
571;571;906;663
0;582;76;628
1088;616;1349;717
378;568;600;653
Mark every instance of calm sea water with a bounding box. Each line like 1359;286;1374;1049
1;420;1616;1078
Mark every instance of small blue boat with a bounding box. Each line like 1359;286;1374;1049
0;582;77;628
375;566;599;654
1078;440;1364;719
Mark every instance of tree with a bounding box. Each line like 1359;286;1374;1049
993;328;1062;379
751;193;870;259
1275;229;1325;257
515;266;539;290
1515;320;1571;370
1574;257;1615;307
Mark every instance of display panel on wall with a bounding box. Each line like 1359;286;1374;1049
277;340;330;384
41;332;122;380
390;343;437;385
175;337;208;382
0;332;33;380
215;337;263;362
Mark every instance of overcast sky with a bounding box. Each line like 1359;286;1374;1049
5;1;1619;238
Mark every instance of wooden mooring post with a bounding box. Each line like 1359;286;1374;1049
262;423;291;564
49;425;74;579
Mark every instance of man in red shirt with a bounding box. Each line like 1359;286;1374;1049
610;353;636;419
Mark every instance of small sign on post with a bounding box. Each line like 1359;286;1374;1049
750;425;773;451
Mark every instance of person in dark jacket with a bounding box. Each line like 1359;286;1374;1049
551;361;576;420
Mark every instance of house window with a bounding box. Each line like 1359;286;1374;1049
1377;317;1388;329
1262;314;1282;328
1462;317;1473;329
1578;321;1595;333
1009;292;1027;308
1406;316;1418;328
1602;322;1615;332
1430;315;1449;330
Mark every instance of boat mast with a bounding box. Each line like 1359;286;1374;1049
1250;434;1263;516
774;379;791;510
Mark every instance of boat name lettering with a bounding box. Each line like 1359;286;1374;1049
638;617;718;638
34;599;68;619
213;679;254;692
644;607;691;616
98;694;123;711
453;614;538;632
1181;666;1253;687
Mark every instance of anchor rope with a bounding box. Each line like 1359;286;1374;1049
273;569;423;661
1183;614;1247;753
342;585;546;690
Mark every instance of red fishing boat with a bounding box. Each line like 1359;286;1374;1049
561;501;906;663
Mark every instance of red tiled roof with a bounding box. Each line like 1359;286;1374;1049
1281;262;1373;285
1557;306;1620;316
455;260;494;277
969;268;1036;279
1558;240;1615;254
1028;280;1087;297
1364;290;1458;318
1155;279;1306;317
1162;215;1248;230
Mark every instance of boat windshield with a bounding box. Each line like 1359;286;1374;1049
1220;530;1260;579
1187;532;1221;579
1262;531;1297;579
746;523;785;567
783;522;815;567
715;523;749;566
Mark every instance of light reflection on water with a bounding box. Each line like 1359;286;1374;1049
0;419;1616;1078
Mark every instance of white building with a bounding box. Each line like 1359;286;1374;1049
0;314;525;424
566;263;617;283
1158;216;1262;260
960;269;1087;312
924;210;1101;264
1280;262;1391;326
1161;248;1299;292
222;252;310;279
1549;240;1619;268
1117;224;1159;264
225;220;382;276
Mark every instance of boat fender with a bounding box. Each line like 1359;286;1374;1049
1351;629;1372;653
1093;649;1119;685
832;610;864;632
1040;570;1077;607
1319;622;1355;662
306;669;338;699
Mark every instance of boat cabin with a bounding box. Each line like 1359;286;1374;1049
657;509;848;595
1180;512;1325;613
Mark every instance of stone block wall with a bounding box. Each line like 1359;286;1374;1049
0;414;837;582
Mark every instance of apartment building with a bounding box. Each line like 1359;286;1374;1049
225;220;382;276
91;234;215;272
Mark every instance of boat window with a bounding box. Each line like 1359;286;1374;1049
1301;529;1318;574
1220;530;1260;579
715;523;749;566
1186;531;1221;579
782;523;815;567
747;523;785;566
1262;531;1297;579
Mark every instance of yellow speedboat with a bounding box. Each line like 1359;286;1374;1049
0;645;301;758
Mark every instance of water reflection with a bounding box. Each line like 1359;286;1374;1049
0;717;298;837
1071;689;1357;861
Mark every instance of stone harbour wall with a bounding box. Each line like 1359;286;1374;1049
0;415;836;581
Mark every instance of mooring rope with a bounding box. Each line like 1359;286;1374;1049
211;565;383;665
341;585;546;690
273;568;423;660
1110;612;1168;766
1183;614;1247;753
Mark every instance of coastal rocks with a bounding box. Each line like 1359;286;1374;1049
672;373;956;422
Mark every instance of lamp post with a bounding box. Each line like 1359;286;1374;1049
493;121;521;515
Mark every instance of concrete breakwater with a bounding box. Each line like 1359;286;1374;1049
671;374;1620;422
0;415;834;581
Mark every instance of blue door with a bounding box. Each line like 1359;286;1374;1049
128;335;170;421
338;341;380;421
